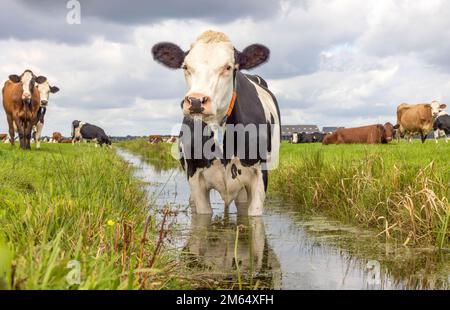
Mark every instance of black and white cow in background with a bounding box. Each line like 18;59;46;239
433;110;450;143
152;30;280;216
33;78;59;149
72;120;111;147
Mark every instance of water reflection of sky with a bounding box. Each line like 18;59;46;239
118;149;449;290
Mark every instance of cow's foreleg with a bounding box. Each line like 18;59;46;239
420;131;426;144
189;172;212;214
24;120;33;150
15;118;26;149
35;122;44;149
6;114;15;145
234;189;248;215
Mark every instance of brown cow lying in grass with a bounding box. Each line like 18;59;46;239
323;123;395;145
52;132;62;143
0;133;7;142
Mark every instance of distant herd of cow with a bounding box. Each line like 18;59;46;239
291;100;449;145
1;69;112;149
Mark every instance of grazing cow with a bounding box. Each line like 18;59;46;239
148;135;163;144
322;123;395;145
33;79;59;149
394;101;446;143
2;70;47;149
152;30;280;216
433;111;450;143
298;132;326;143
52;132;62;143
72;120;111;147
166;136;177;144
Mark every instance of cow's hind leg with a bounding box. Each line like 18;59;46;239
234;164;265;217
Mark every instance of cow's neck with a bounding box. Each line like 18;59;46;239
219;69;238;127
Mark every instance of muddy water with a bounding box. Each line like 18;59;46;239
118;150;450;290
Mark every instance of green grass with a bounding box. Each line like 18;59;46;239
0;143;186;290
116;139;179;171
269;141;450;248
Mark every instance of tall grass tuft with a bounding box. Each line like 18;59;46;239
270;142;450;248
0;143;182;289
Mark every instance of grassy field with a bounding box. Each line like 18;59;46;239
0;143;185;290
116;139;179;171
269;141;450;248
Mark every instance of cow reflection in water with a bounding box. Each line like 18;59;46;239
182;215;281;288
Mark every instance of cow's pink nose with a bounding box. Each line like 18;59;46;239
184;93;211;114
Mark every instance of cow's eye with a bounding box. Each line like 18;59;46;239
182;65;187;70
226;65;232;71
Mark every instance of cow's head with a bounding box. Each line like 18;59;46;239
383;122;395;142
430;100;447;118
36;78;59;107
8;70;47;105
152;30;270;125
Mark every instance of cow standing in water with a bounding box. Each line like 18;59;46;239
152;30;280;216
2;70;47;149
33;79;59;149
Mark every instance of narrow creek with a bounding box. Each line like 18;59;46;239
118;149;449;290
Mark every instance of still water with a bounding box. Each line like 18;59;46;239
118;150;449;290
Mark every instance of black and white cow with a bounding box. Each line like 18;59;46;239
152;30;280;216
297;132;326;143
433;111;450;143
33;78;59;149
72;120;111;147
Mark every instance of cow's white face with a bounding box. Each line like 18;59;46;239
20;71;34;101
37;81;59;106
8;70;49;104
152;30;270;126
182;41;235;123
430;100;447;118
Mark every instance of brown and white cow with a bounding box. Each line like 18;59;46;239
2;70;47;149
33;79;59;149
322;123;395;145
52;131;62;143
394;101;447;143
148;135;163;144
0;133;7;142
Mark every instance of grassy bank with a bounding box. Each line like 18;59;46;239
0;143;184;289
116;139;179;171
269;141;450;248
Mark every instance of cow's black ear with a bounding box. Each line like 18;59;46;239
50;86;60;93
9;75;20;83
236;44;270;70
36;76;47;84
152;42;186;69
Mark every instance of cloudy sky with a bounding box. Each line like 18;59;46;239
0;0;449;136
